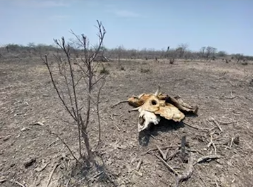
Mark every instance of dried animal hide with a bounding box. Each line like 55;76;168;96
128;87;198;132
128;94;198;115
137;95;185;122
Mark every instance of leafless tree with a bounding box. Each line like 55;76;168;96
176;43;188;58
41;20;107;166
200;47;206;59
116;45;124;63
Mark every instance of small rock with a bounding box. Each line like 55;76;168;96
233;136;239;145
24;158;36;168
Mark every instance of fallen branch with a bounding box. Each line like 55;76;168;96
35;162;49;172
136;159;143;171
29;121;45;126
10;180;26;187
183;122;209;132
209;118;223;132
141;145;178;156
155;154;178;175
156;145;169;160
167;150;180;161
87;172;103;182
46;163;59;187
175;153;194;187
195;155;221;165
111;100;128;108
207;132;217;155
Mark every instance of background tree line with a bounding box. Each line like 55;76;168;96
0;43;252;62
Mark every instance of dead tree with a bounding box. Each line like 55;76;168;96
41;20;107;166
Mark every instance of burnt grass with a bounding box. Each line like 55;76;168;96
1;57;253;187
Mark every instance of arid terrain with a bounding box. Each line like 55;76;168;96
1;57;253;187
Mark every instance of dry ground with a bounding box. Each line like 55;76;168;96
1;57;253;187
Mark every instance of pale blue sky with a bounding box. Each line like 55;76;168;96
0;0;252;55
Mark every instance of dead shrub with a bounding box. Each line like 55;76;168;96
170;58;175;64
41;20;107;167
140;68;151;73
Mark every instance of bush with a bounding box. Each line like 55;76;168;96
140;68;151;73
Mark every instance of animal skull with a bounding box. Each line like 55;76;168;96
138;110;160;132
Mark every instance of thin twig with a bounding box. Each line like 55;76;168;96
87;172;103;182
141;145;178;156
207;132;217;155
209;118;223;132
46;163;59;187
155;154;178;175
175;152;194;187
183;122;209;131
10;180;26;187
46;129;79;163
111;100;129;108
96;78;106;146
136;159;143;171
156;145;168;160
195;155;221;165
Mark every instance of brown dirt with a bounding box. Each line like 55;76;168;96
1;58;253;187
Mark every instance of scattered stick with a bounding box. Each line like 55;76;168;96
111;100;128;108
156;145;168;160
136;159;143;171
30;121;45;126
217;120;236;125
46;163;59;187
207;132;217;155
155;154;178;175
183;122;209;132
229;137;234;148
180;136;188;163
35;162;49;172
175;153;194;187
88;172;103;182
195;155;221;165
109;114;121;131
167;150;180;161
209;118;223;132
10;180;26;187
141;145;178;156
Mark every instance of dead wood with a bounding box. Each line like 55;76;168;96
175;152;194;187
167;150;180;160
141;145;179;156
10;180;26;187
207;132;217;154
180;136;188;163
155;154;179;175
46;163;59;187
35;162;49;172
156;145;169;160
183;122;209;132
209;118;223;132
136;159;143;171
195;155;221;165
111;100;128;108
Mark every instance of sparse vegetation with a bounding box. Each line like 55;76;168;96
1;20;253;187
100;66;110;74
140;67;151;73
41;20;107;168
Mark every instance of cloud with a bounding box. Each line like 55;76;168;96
114;10;140;18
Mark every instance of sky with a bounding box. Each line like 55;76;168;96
0;0;252;55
